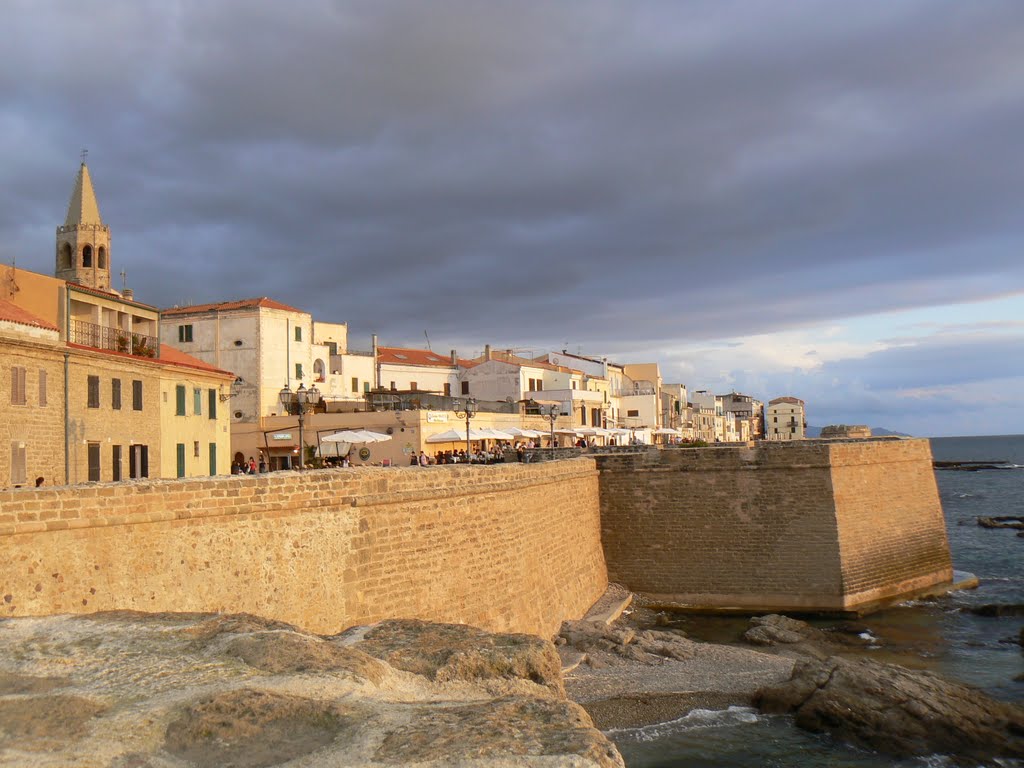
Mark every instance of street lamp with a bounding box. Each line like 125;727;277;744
279;382;321;470
544;403;559;450
453;397;477;458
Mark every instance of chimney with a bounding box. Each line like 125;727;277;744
450;349;457;365
484;344;492;361
122;288;134;301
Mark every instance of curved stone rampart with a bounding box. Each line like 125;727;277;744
0;458;607;636
596;439;952;614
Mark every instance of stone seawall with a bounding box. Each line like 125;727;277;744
596;439;952;614
0;459;607;637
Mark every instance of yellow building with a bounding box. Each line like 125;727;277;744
0;161;234;486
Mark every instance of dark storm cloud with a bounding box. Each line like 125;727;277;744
3;0;1024;356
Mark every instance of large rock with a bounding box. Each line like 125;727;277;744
755;656;1024;762
343;618;565;696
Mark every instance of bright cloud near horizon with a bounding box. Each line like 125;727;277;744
3;1;1024;437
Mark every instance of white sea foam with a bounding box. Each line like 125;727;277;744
607;706;763;740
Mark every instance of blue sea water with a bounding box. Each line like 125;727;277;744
610;435;1024;767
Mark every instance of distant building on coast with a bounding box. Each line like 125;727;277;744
766;396;807;440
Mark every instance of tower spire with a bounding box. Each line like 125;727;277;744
55;158;111;290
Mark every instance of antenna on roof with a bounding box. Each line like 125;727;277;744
120;270;127;291
424;330;432;351
80;147;88;164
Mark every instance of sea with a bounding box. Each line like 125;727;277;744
608;434;1024;767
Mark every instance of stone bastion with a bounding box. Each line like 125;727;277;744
0;438;952;632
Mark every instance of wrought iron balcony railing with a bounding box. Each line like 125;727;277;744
69;320;158;358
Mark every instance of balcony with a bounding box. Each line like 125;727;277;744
70;319;158;358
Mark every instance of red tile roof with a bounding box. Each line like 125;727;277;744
0;299;59;332
378;347;471;367
463;349;578;374
158;344;235;378
161;297;305;316
65;341;234;379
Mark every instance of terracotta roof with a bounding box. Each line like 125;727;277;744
769;396;805;406
65;341;234;379
67;282;158;310
464;350;578;374
161;297;306;316
158;344;235;378
0;299;59;332
377;347;469;367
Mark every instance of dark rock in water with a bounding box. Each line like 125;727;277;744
968;604;1024;618
755;656;1024;763
978;516;1024;530
164;688;362;768
373;696;624;767
221;631;386;681
744;615;811;646
344;618;565;695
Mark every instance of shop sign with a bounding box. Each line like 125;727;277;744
272;433;292;440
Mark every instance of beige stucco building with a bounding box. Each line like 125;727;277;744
766;396;807;440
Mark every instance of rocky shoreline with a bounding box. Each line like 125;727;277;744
1;595;1021;765
559;589;1024;765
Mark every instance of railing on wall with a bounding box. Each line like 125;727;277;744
69;320;158;358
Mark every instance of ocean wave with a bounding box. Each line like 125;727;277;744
607;706;762;739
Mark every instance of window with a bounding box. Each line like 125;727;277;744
571;381;577;390
294;327;302;342
444;383;451;397
326;342;337;356
82;244;93;268
175;385;186;416
390;381;396;391
38;369;47;406
627;409;640;418
111;378;122;410
193;440;200;458
87;375;100;408
10;367;26;405
295;363;303;380
10;442;26;485
88;442;101;482
129;444;149;478
194;388;202;416
363;382;370;393
112;445;122;482
410;381;418;391
461;381;469;395
209;443;218;476
536;380;543;392
351;377;359;392
132;380;143;411
178;325;193;343
208;389;217;420
176;443;186;478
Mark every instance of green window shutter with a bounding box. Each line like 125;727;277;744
194;388;202;415
175;385;186;416
209;443;217;476
176;443;186;478
208;388;217;419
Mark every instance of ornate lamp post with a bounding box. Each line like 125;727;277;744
279;382;321;470
544;403;559;450
453;397;477;458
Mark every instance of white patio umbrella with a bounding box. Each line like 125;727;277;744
475;428;516;440
322;429;392;444
652;428;682;436
507;427;543;438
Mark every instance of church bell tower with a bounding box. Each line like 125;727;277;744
56;160;111;291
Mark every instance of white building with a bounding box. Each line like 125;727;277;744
766;396;806;440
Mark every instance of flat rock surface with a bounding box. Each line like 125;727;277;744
0;612;623;767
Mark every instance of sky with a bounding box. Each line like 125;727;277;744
2;1;1024;437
